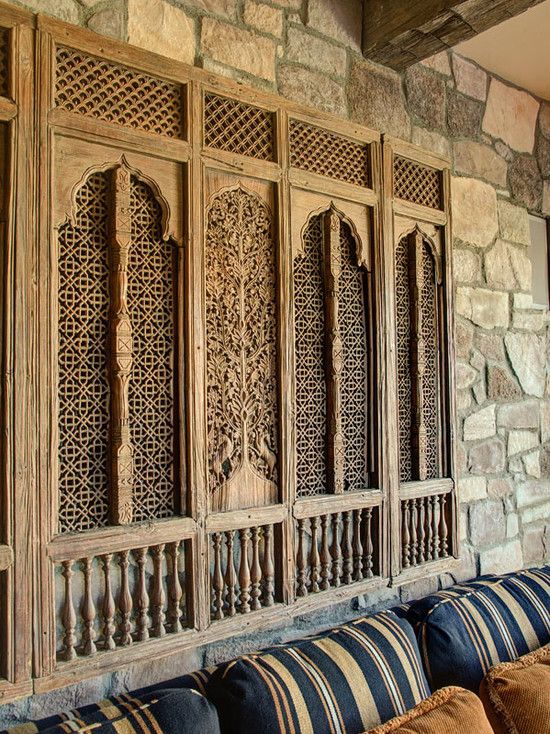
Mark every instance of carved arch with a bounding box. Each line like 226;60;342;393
395;222;442;284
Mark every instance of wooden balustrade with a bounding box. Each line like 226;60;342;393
295;508;377;596
56;541;187;661
401;493;449;569
209;524;277;620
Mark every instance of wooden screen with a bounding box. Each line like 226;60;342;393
0;5;457;702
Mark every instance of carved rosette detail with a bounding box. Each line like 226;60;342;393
206;185;278;510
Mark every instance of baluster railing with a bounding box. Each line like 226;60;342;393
61;559;77;662
330;513;342;588
309;516;320;593
134;547;150;641
81;557;97;656
224;530;237;617
261;525;275;607
296;519;307;597
151;544;166;638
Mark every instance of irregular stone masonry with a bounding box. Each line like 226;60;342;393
1;0;549;725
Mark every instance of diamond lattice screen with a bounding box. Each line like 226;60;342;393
58;172;110;533
55;47;185;139
294;214;327;497
421;245;441;480
395;234;412;483
289;120;370;187
127;177;177;521
339;223;370;492
0;27;9;98
204;93;274;160
393;157;442;209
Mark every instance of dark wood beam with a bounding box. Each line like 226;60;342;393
362;0;547;70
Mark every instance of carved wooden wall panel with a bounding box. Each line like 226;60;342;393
0;7;458;701
205;176;278;512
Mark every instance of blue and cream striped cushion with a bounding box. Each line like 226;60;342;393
207;610;430;734
406;566;550;692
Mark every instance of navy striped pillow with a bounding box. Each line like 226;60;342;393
207;611;430;734
407;566;550;692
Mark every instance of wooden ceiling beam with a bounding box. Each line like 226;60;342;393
362;0;547;70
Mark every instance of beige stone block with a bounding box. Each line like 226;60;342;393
456;362;477;390
452;55;487;102
457;389;472;412
488;478;513;498
453;141;507;187
307;0;361;50
521;502;550;525
497;200;530;245
349;59;411;140
498;400;540;430
479;539;523;575
459;476;487;503
540;103;550;139
517;479;549;509
473;381;487;405
506;512;519;538
514;293;533;310
483;79;539;153
185;0;237;17
508;429;539;456
469;499;505;546
542;401;550;443
128;0;195;65
412;127;451;158
452;177;498;248
488;366;521;401
475;332;505;362
87;8;124;39
523;523;548;564
25;0;81;23
513;310;545;331
463;404;496;441
543;181;550;216
285;26;347;78
456;287;509;330
523;450;541;478
421;51;451;76
453;247;481;283
201;18;277;81
243;0;283;37
468;438;505;474
456;320;474;359
277;64;346;116
485;240;531;291
505;332;546;397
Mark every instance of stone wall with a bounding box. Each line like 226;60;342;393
1;0;549;725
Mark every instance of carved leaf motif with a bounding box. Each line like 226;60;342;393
206;186;278;497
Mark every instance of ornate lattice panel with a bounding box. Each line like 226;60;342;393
294;215;327;497
58;172;110;533
395;235;412;483
0;27;9;98
421;246;440;480
204;94;274;160
127;178;176;521
289;120;370;187
55;47;185;139
205;186;278;509
393;156;442;210
339;223;370;492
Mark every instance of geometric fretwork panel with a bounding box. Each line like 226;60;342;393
421;244;441;480
127;177;176;521
0;27;9;98
294;214;327;497
289;120;370;188
204;93;274;161
55;47;185;139
58;172;110;533
395;235;412;483
340;222;370;492
394;156;442;210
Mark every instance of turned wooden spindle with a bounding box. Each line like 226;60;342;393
431;495;440;561
61;559;77;661
224;530;237;617
261;525;275;607
418;497;426;565
309;516;321;593
410;498;419;567
118;550;133;646
151;544;166;637
101;554;116;650
296;519;308;597
134;547;150;641
81;557;97;656
330;513;342;588
439;494;449;558
250;527;262;611
238;528;251;614
363;508;374;579
320;515;331;591
167;541;183;632
402;500;411;569
352;509;363;581
212;533;224;620
425;496;434;561
342;511;353;584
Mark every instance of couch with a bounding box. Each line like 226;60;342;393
3;565;549;734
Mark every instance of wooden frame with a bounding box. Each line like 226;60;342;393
0;4;458;702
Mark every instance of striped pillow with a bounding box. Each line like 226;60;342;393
207;611;430;734
407;566;550;692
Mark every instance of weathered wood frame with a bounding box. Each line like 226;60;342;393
0;4;458;702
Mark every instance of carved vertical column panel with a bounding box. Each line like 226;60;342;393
108;165;134;525
323;210;344;494
408;230;427;481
